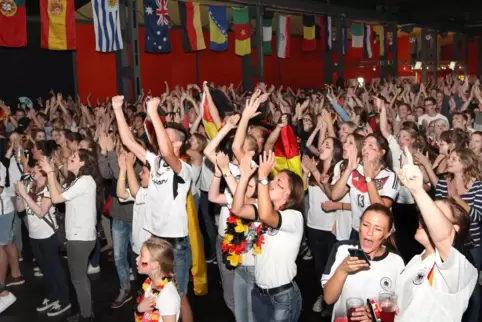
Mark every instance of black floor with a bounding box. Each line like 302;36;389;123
3;252;330;322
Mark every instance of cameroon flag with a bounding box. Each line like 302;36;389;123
273;125;302;177
232;7;251;56
0;0;27;47
40;0;76;50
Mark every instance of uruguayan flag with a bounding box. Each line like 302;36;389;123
92;0;123;52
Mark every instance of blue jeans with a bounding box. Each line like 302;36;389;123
234;265;256;322
173;236;192;297
252;282;302;322
0;212;14;246
112;219;133;291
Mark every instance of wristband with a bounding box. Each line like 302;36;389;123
214;174;222;178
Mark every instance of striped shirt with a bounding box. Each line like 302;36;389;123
435;179;482;247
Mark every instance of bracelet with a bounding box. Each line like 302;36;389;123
119;177;126;181
214;174;222;178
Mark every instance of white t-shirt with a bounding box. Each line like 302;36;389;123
61;175;97;241
144;151;192;238
190;164;202;198
0;163;14;215
141;280;180;322
217;163;241;237
347;165;399;231
199;157;214;192
332;161;353;241
25;185;57;240
322;241;405;322
387;135;414;204
255;208;304;289
417;113;448;127
395;236;478;322
6;156;22;197
307;185;334;231
119;187;150;255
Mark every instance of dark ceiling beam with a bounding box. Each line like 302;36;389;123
216;0;399;23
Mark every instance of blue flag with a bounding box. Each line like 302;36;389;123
92;0;123;52
144;0;171;53
208;5;228;52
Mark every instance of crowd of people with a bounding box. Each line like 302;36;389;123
0;75;480;322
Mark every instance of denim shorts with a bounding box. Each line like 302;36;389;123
0;212;15;246
172;236;192;297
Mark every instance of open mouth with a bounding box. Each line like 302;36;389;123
361;238;373;249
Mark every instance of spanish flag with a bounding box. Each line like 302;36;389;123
40;0;76;50
302;15;316;52
232;7;251;56
178;1;205;52
186;191;208;295
273;125;302;177
208;5;228;52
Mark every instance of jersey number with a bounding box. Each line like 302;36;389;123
357;195;365;208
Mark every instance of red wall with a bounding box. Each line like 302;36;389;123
75;24;415;101
440;37;479;76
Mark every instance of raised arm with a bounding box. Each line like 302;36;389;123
112;95;147;164
230;151;257;219
145;97;182;174
399;147;454;260
15;182;52;218
203;114;239;164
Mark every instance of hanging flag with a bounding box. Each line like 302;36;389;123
409;33;417;55
273;126;302;178
276;14;291;59
208;5;227;52
373;25;385;56
351;24;363;48
178;1;205;52
0;0;27;47
364;24;372;58
144;0;171;53
262;10;273;55
92;0;123;52
186;191;208;295
322;15;332;52
232;7;251;56
40;0;76;50
302;15;315;52
342;24;348;54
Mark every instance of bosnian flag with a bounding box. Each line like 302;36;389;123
276;14;291;59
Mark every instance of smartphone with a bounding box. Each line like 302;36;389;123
348;248;371;266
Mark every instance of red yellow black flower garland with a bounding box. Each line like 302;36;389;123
134;275;173;322
221;213;268;270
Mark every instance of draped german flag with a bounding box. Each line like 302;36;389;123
40;0;76;50
186;191;208;295
178;1;205;52
273;126;302;177
201;92;218;140
232;7;251;56
144;120;156;147
302;15;316;52
0;0;27;47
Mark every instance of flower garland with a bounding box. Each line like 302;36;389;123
134;275;173;322
221;213;268;270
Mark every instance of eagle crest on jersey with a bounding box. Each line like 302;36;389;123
351;169;389;193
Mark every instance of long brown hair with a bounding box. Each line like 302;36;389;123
445;148;482;187
279;170;305;213
340;133;364;174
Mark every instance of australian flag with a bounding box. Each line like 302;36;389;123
144;0;172;53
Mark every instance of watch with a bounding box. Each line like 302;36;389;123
223;171;232;178
365;177;372;183
259;179;269;186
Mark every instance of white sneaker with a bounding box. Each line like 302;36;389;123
0;292;17;314
130;273;135;281
87;264;100;275
34;271;44;277
312;295;323;313
33;266;40;272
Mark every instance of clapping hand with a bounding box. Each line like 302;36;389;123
258;151;275;178
38;156;54;174
239;151;258;178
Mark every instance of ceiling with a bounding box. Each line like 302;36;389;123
26;0;482;36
